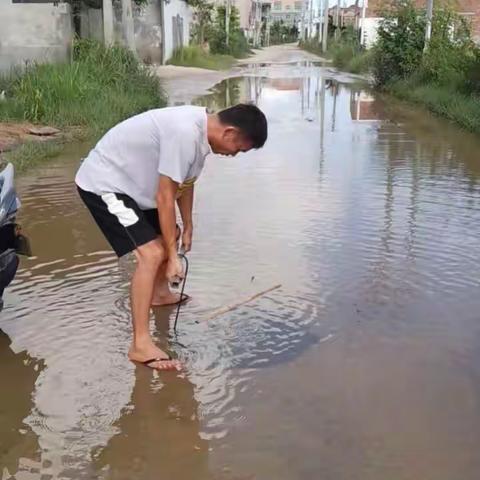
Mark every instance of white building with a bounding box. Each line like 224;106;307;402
0;0;192;72
270;0;304;26
0;1;73;73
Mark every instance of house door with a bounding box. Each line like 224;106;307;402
172;14;184;51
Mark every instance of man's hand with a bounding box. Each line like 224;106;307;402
166;255;184;286
181;226;193;253
177;184;194;253
157;175;180;262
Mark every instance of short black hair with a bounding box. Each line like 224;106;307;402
218;103;268;149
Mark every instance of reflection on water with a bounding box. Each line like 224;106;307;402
2;62;480;479
94;310;210;480
0;330;43;477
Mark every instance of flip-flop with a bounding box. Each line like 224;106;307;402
151;293;191;308
141;355;183;371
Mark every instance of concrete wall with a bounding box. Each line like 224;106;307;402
0;1;73;73
112;1;128;46
163;0;192;61
0;0;191;71
112;0;191;63
79;6;104;42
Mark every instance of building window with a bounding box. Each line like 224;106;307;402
285;4;291;10
274;1;281;10
294;1;302;11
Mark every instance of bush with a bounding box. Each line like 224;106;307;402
466;49;480;96
0;39;165;133
331;40;358;69
373;0;479;91
207;6;251;58
270;21;299;45
373;0;426;86
300;27;371;75
420;7;476;87
189;0;214;45
347;49;374;74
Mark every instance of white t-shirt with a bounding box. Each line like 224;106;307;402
75;106;212;209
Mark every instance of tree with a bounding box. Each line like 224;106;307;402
189;0;214;45
270;20;299;45
373;0;426;86
208;5;249;57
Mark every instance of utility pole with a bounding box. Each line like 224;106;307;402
335;0;340;39
300;0;305;40
424;0;434;51
159;0;166;63
255;1;261;47
308;0;313;39
103;0;114;46
340;0;345;31
318;0;322;44
121;0;136;54
266;11;271;46
360;0;367;47
321;0;328;52
225;0;231;48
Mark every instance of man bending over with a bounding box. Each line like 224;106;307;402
75;104;268;371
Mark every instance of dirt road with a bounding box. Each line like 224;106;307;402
154;43;326;105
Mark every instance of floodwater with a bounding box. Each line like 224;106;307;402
2;61;480;480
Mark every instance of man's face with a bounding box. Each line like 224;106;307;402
210;127;253;157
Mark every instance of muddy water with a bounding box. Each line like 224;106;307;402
2;62;480;480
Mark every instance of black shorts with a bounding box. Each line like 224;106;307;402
77;187;164;257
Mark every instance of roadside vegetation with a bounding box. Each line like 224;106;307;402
172;1;251;70
300;0;480;133
0;40;164;133
373;0;480;133
168;45;236;70
299;27;373;74
0;40;165;170
270;21;299;45
2;140;65;173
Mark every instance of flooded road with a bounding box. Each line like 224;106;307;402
2;61;480;480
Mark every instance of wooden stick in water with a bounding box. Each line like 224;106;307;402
206;284;282;321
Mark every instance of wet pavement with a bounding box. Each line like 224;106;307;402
2;59;480;480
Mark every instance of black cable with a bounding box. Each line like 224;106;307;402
173;253;189;332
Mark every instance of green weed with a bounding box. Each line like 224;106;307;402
167;45;236;70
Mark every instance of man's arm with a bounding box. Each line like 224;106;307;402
157;175;183;281
177;184;194;253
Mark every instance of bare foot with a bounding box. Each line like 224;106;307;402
128;343;182;371
151;292;190;307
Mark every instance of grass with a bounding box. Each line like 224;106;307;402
299;39;323;57
387;79;480;133
167;45;236;71
2;141;66;173
299;38;372;75
346;50;374;74
0;40;166;170
330;41;373;74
